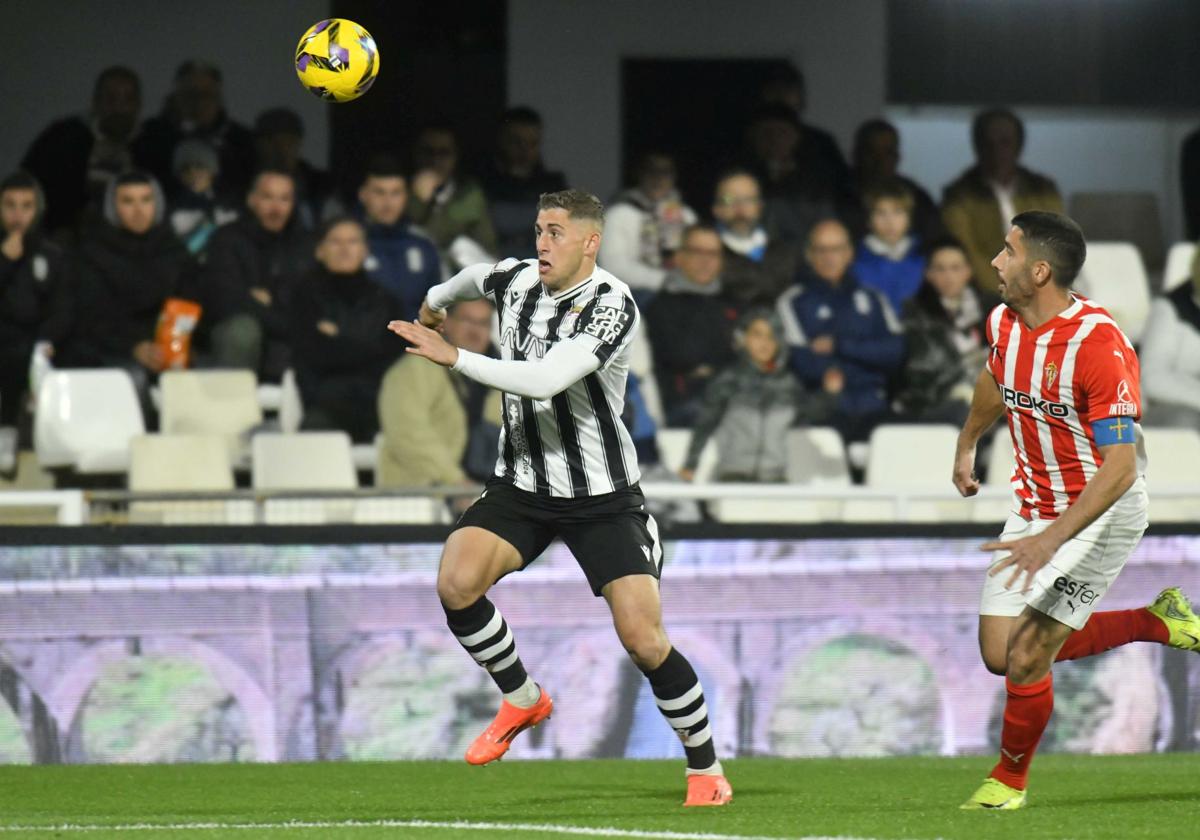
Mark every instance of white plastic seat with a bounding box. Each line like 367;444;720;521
159;370;262;464
656;428;718;483
251;432;357;490
1142;427;1200;522
1163;241;1196;292
844;424;968;522
33;369;145;473
127;433;246;524
1074;242;1151;343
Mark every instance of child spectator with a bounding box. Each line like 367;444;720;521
680;309;830;483
167;139;237;257
851;179;925;313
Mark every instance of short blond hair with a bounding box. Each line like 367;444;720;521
537;189;605;230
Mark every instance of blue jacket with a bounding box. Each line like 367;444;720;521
359;215;442;322
777;271;905;416
851;239;926;313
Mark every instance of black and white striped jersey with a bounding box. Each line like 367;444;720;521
455;259;642;497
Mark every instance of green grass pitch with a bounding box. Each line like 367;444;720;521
0;755;1195;839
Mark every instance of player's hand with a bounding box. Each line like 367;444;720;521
952;447;980;497
389;319;459;367
132;340;164;373
316;319;339;337
982;532;1059;594
822;367;844;394
250;287;272;307
1;230;23;261
678;467;695;482
810;335;835;355
411;169;442;204
418;300;446;330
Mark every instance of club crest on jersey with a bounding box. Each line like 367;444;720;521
1000;385;1069;418
561;304;585;335
1044;361;1058;389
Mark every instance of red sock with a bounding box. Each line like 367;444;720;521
990;673;1053;790
1055;609;1169;661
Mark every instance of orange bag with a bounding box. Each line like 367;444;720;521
155;298;203;370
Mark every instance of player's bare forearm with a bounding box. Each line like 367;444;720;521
957;368;1004;451
1039;443;1138;550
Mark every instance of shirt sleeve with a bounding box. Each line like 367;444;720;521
452;339;601;401
425;258;524;311
1077;327;1141;426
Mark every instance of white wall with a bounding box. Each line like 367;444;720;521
507;0;888;201
3;0;330;182
887;106;1200;244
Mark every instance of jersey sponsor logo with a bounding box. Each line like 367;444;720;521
1044;361;1058;389
1000;385;1069;418
506;401;532;474
501;326;549;359
582;305;630;344
1108;379;1136;415
1053;575;1099;605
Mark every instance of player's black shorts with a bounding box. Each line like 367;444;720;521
453;478;663;596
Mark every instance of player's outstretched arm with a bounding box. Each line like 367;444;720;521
952;367;1004;496
984;442;1138;592
387;319;600;401
419;261;504;327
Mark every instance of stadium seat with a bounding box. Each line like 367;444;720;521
1068;192;1164;274
656;428;718;482
127;433;250;524
1162;241;1196;292
1074;242;1152;343
844;424;968;522
251;432;357;489
159;370;263;465
33;368;145;473
971;434;1018;522
1141;427;1200;522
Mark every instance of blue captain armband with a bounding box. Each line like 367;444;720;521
1091;416;1136;446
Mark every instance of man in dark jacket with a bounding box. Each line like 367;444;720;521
0;172;72;425
646;225;739;426
777;219;904;443
711;169;800;309
21;66;145;238
289;217;401;442
201;169;313;379
63;171;193;408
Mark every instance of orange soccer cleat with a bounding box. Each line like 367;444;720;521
464;687;554;766
684;773;733;807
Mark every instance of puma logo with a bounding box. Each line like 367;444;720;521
1001;748;1025;764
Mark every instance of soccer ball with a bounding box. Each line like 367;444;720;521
294;18;379;103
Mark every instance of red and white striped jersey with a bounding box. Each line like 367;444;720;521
986;295;1146;520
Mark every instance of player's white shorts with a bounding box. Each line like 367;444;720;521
979;480;1148;630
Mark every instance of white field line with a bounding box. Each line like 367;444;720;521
0;818;906;839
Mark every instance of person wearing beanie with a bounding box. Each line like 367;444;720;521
167;138;238;256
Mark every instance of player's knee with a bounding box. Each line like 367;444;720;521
436;564;488;611
982;652;1008;676
618;625;670;670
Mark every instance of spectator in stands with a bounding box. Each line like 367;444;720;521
599;152;697;304
21;66;145;238
757;65;850;200
167;139;237;258
851;179;926;312
290;217;400;443
942;109;1063;294
355;155;442;323
1140;263;1200;428
135;61;257;202
777;219;904;443
711;169;800;308
1182;125;1200;241
845;118;940;242
645;225;739;426
202;169;313;379
680;308;829;483
377;297;501;486
894;238;998;426
253;108;331;230
64;171;193;407
0;172;71;425
740;104;837;245
480;106;568;258
407;123;498;266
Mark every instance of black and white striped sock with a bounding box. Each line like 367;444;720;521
642;647;719;772
443;597;530;696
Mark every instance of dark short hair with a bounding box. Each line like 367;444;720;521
852;118;898;160
861;178;914;213
537;190;604;229
747;102;801;130
363;153;406;181
113;170;156;190
0;170;41;196
922;235;969;262
972;108;1025;152
712;167;760;201
255;107;304;138
500;106;543;129
681;223;720;245
93;65;140;101
317;214;365;242
1012;211;1086;287
174;59;222;84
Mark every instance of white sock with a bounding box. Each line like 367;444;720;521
503;677;541;709
686;759;724;777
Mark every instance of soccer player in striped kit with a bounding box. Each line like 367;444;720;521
952;211;1200;810
389;190;732;806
